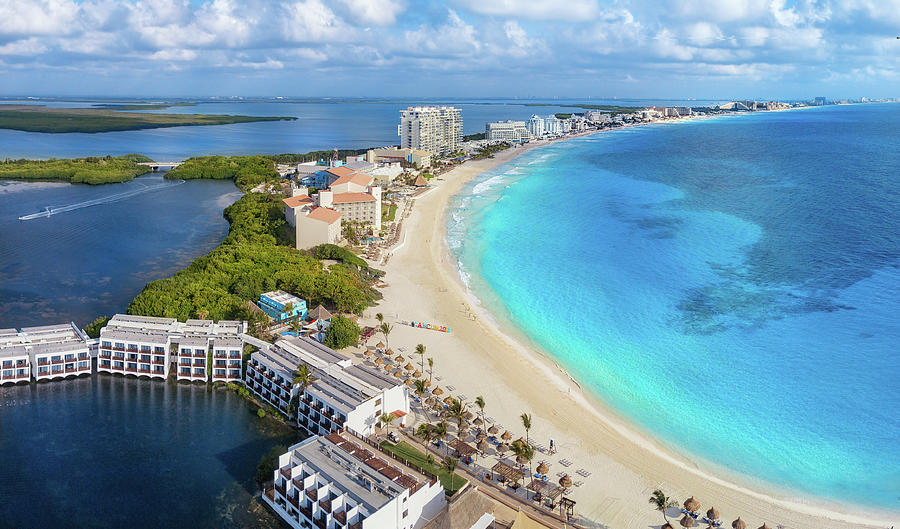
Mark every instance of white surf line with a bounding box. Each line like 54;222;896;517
18;179;185;221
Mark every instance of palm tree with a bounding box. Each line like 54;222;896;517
649;489;679;522
379;322;393;349
293;363;316;389
443;456;458;491
433;421;449;456
376;313;384;325
413;379;427;400
379;412;396;440
289;319;301;334
474;396;486;430
427;357;434;386
415;343;426;374
520;412;534;493
416;423;434;456
445;398;467;429
511;440;535;492
425;453;435;468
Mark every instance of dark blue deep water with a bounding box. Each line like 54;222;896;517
0;174;241;328
449;103;900;510
0;376;299;528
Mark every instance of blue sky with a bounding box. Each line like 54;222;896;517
0;0;898;99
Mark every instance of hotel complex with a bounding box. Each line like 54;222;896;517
1;323;90;384
398;106;462;156
97;314;246;383
284;168;383;249
264;430;447;529
246;335;410;437
485;120;530;143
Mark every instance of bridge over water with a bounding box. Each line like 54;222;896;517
138;161;183;171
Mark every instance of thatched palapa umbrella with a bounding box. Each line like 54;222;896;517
536;461;549;474
706;508;719;521
385;348;394;356
473;417;483;426
497;443;510;454
376;341;385;349
395;355;404;363
393;369;403;377
405;363;415;371
443;396;455;405
679;514;696;528
757;525;771;529
662;523;675;529
374;357;384;365
488;425;499;435
464;411;474;421
432;386;444;396
413;369;422;377
425;397;435;405
731;518;746;529
501;430;512;441
363;349;372;357
477;440;489;452
405;378;414;387
476;431;487;441
684;497;701;513
558;474;572;488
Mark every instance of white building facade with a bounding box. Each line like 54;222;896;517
265;430;446;529
485;121;530;143
1;323;90;384
398;107;462;156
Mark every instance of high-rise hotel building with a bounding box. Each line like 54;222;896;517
398;106;462;156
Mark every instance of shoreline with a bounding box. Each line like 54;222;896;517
374;119;898;528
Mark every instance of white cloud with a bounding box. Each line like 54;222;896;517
281;0;351;44
333;0;405;26
0;0;81;36
451;0;599;21
0;37;48;56
402;9;480;57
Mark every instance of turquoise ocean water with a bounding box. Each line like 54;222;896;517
447;104;900;510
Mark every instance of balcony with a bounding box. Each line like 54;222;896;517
15;360;27;368
275;482;286;496
64;367;77;374
288;494;300;509
37;359;49;366
318;498;332;513
51;358;64;365
99;353;112;360
333;511;346;525
213;374;227;380
138;368;151;374
279;466;291;480
214;353;227;359
152;359;164;365
314;516;327;529
125;367;137;373
305;489;317;502
112;347;125;352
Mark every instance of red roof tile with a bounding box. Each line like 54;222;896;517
325;166;355;177
306;207;342;224
332;192;376;204
331;173;373;187
283;195;314;208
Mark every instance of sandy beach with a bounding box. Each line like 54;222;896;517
368;133;897;529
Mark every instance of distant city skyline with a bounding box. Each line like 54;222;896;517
1;0;899;99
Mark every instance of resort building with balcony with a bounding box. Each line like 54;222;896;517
211;337;244;383
246;345;302;417
266;336;410;437
0;323;90;384
264;430;446;529
97;314;247;382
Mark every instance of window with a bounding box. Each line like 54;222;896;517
402;510;408;518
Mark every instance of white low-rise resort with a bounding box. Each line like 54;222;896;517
246;335;411;437
97;314;246;381
0;323;90;384
264;429;447;529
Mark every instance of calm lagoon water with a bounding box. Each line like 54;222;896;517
448;104;900;510
0;376;299;528
0;174;241;328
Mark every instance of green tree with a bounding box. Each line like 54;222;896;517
324;315;360;349
378;322;393;349
375;313;384;325
475;396;486;429
520;412;534;493
293;363;316;389
413;379;427;401
415;343;426;375
427;357;434;386
379;412;396;438
84;316;110;339
649;489;679;522
445;398;467;429
443;456;458;492
512;440;535;492
433;421;449;456
416;422;435;458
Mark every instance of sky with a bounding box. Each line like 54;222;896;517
0;0;898;99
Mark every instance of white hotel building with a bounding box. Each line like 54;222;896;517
485;120;530;143
0;323;90;384
265;430;446;529
246;335;410;437
98;315;245;382
399;106;462;156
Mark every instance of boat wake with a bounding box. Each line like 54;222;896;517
18;180;184;221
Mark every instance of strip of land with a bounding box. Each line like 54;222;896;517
369;130;897;529
0;154;153;184
0;104;296;133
